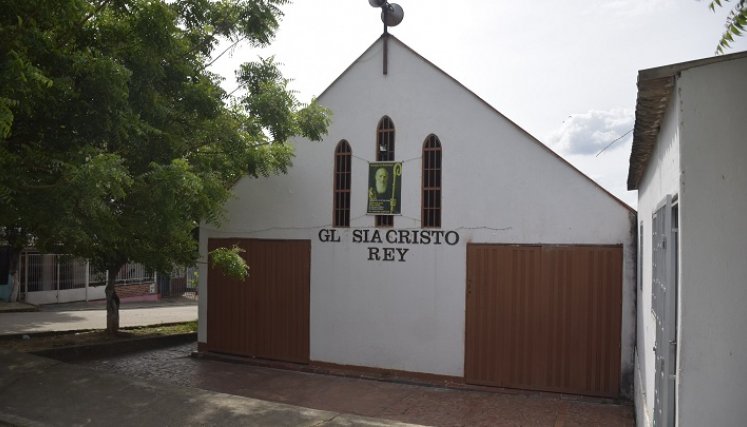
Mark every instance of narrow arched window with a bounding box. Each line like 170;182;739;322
333;140;352;227
422;134;442;228
376;116;395;227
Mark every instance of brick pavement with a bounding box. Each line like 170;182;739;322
0;349;414;427
76;344;635;426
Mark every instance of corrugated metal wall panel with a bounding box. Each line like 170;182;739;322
466;244;622;397
207;238;310;364
466;245;542;389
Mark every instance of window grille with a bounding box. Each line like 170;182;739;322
333;140;352;227
422;134;442;228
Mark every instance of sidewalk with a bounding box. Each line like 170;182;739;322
0;350;417;427
37;295;198;312
0;299;197;336
0;301;37;313
0;296;197;313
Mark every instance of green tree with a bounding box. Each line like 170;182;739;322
709;0;747;53
0;0;330;332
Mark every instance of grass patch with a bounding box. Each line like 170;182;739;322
0;321;197;353
126;321;197;336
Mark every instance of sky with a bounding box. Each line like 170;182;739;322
210;0;747;208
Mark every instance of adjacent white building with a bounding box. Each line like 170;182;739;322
199;35;636;398
628;51;747;426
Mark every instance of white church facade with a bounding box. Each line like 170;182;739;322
198;35;636;398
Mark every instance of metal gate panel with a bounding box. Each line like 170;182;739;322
207;238;310;364
652;196;677;427
465;244;622;397
542;245;622;396
466;245;541;388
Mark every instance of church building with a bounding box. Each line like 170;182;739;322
197;34;636;398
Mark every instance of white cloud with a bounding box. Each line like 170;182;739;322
548;108;634;156
544;108;637;208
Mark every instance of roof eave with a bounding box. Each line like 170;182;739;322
627;50;747;190
626;75;675;190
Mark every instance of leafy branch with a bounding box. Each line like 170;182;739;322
209;245;249;281
709;0;747;53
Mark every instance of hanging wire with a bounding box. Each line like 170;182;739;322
596;128;633;157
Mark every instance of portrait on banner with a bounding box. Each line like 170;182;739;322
367;162;402;215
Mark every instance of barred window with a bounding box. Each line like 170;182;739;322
333;140;352;227
422;134;442;228
376;116;395;227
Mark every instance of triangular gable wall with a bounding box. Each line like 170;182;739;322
317;35;633;213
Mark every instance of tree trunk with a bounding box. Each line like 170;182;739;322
105;266;121;335
7;247;21;302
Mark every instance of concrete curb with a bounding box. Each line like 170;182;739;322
0;304;38;313
0;321;197;340
36;296;197;312
32;332;196;362
0;329;99;340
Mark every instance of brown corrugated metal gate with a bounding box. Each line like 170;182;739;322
207;238;310;364
465;244;622;397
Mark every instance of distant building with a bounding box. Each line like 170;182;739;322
628;51;747;426
198;35;636;398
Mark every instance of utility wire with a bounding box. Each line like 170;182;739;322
596;128;633;157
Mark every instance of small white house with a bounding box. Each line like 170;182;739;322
199;35;636;398
628;51;747;426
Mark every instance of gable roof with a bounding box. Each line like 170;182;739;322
627;50;747;190
318;34;635;213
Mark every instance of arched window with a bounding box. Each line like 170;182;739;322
422;134;442;228
333;140;352;227
376;116;395;227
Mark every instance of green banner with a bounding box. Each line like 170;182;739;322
367;162;402;215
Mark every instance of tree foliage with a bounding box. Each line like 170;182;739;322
0;0;330;331
709;0;747;53
209;245;249;280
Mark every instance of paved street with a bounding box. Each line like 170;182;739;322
0;304;197;335
76;343;635;426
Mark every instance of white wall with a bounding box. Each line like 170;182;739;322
25;286;106;305
634;89;682;427
200;37;635;388
634;55;747;427
676;57;747;427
